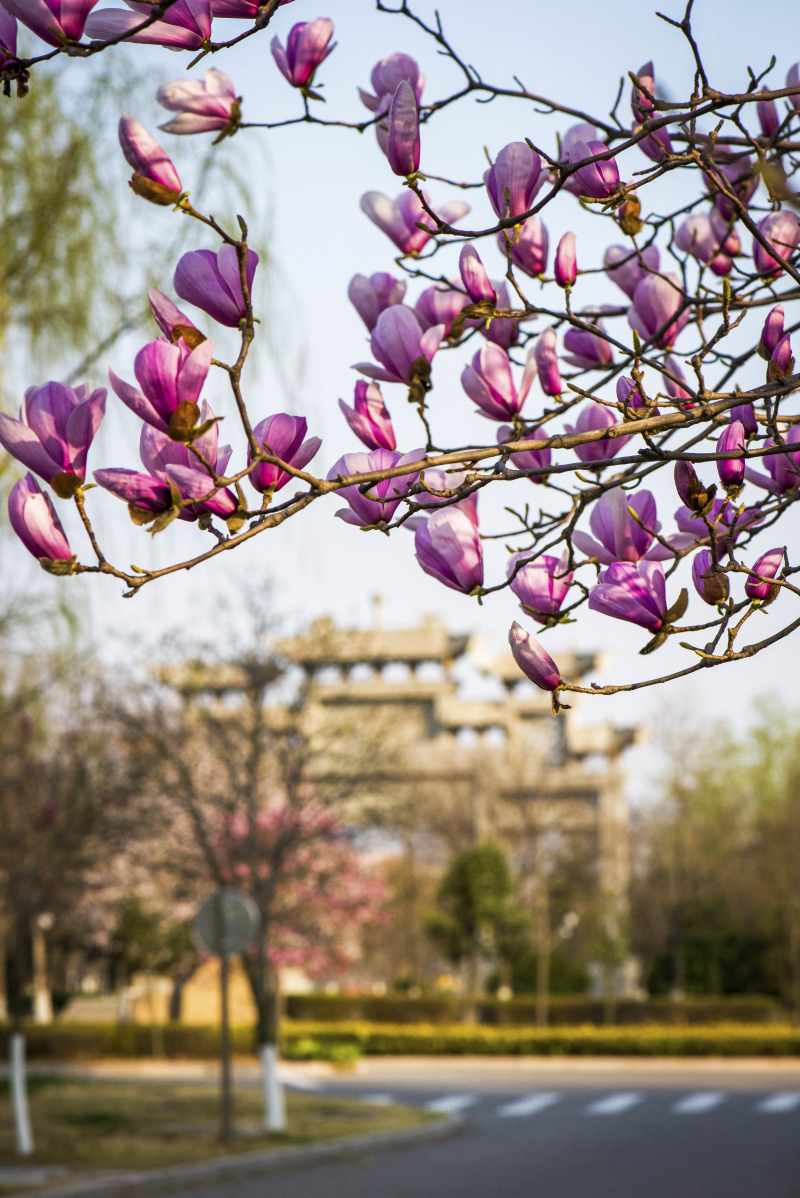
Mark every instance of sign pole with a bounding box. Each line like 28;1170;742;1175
195;889;260;1146
216;892;233;1144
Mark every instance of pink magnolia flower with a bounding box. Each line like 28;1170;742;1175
405;468;478;527
174;245;259;327
0;4;17;62
9;475;72;562
354;305;443;386
572;487;692;565
4;0;98;45
348;272;406;332
630;60;673;161
616;376;652;417
249;414;321;494
744;428;800;493
675;210;740;276
508;622;561;691
589;559;668;632
729;403;757;437
788;63;800;113
507;551;572;624
271;18;335;89
564;402;631;463
628;273;689;348
770;332;794;380
0;381;106;497
339;381;396;451
459;244;496;305
756;91;779;138
558;124;603;195
759;305;784;359
414;280;472;336
745;548;784;601
118;116;181;196
554;232;577;288
360;189;470;255
534;327;562;396
461;342;535;422
414;505;483;593
109;337;213;436
716;420;745;488
664;356;693;404
148;290;203;348
497;216;548;277
497;423;551;483
157;69;239;137
562;324;613;370
703;145;758;221
753;211;800;276
95;402;235;521
484;141;544;220
359;52;424;111
692;549;730;606
567;140;619;200
604;244;660;299
376;80;420;177
674;499;762;550
329;447;424;527
210;0;293;17
85;0;211;49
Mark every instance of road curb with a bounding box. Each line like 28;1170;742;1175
9;1113;463;1198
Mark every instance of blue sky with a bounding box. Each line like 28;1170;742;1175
7;0;800;798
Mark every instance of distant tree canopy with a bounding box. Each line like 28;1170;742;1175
0;54;269;382
631;706;800;1013
425;841;528;968
0;69;117;358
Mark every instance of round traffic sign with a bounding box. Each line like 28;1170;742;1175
193;890;261;956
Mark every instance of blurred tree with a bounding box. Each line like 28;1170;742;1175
110;603;387;1129
630;708;787;1004
0;598;133;1021
0;53;273;413
0;70;118;360
425;840;528;1017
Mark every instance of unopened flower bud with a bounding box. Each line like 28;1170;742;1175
716;420;746;490
769;332;795;382
692;549;729;605
745;547;784;603
758;305;785;360
674;460;716;512
554;232;577;288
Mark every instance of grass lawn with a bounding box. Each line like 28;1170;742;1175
0;1077;435;1170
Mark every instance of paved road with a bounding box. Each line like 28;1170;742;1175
203;1058;800;1198
12;1057;800;1196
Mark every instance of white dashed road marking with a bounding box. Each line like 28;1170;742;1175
672;1092;727;1114
585;1092;642;1116
425;1094;479;1114
497;1093;561;1118
758;1092;800;1113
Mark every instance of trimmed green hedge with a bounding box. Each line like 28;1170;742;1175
281;1019;800;1058
6;1016;799;1060
2;1023;256;1060
284;994;783;1026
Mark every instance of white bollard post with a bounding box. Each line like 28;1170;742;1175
11;1033;34;1156
260;1043;286;1131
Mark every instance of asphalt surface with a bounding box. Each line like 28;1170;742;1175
8;1057;800;1197
187;1058;800;1198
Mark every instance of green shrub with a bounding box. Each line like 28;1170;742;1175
280;1019;800;1058
284;993;783;1026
